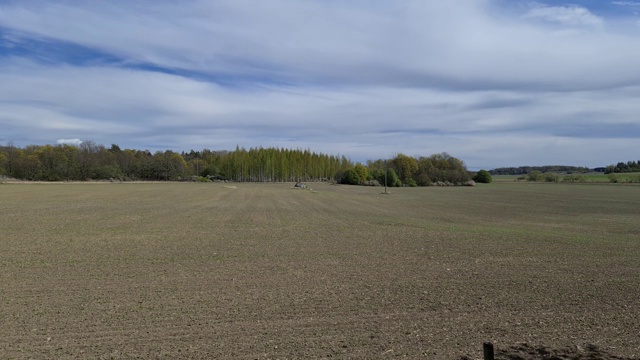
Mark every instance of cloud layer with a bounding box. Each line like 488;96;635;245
1;0;639;168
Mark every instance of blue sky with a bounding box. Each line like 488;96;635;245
1;0;640;169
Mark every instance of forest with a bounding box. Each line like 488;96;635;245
490;162;640;176
603;161;640;174
0;142;470;186
489;165;591;175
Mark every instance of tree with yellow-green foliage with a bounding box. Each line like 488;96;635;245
354;163;369;184
0;152;6;176
391;153;418;184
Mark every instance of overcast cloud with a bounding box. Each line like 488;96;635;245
1;0;639;169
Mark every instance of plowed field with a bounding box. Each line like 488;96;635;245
1;182;639;359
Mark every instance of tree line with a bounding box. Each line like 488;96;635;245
0;142;348;182
603;160;640;174
0;141;470;186
490;161;640;176
489;165;590;175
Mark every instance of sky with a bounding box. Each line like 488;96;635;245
1;0;639;169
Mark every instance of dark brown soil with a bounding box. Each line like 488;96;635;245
1;183;638;359
460;342;635;360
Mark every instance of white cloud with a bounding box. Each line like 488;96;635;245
56;138;83;146
612;1;640;6
524;4;603;27
3;1;639;90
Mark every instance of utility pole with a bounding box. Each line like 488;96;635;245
382;159;389;194
384;162;388;193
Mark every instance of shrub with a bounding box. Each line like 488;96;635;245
473;169;493;183
608;173;620;183
341;169;361;185
563;174;586;183
405;178;417;187
544;172;559;182
527;170;543;182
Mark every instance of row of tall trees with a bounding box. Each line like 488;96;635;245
0;142;349;182
188;146;349;182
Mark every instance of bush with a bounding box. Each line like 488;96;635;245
544;172;559;182
473;169;493;183
527;170;543;182
341;168;361;185
405;178;417;187
608;173;620;183
563;174;586;183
